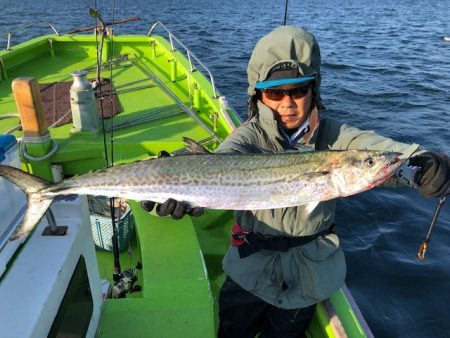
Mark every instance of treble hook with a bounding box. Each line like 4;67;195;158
417;195;447;261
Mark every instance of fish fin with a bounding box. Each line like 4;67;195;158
0;165;54;241
261;148;278;154
181;137;211;154
293;145;315;153
272;147;314;154
0;165;50;193
9;194;54;240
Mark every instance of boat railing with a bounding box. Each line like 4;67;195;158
147;21;218;98
0;21;60;51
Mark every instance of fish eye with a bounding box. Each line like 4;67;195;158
364;157;375;167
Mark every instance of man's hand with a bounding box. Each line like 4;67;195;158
409;151;450;197
139;150;204;219
140;199;204;220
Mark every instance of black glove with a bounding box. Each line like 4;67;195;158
140;150;204;219
140;199;204;219
409;151;450;197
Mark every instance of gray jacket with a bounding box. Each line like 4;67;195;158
216;102;421;309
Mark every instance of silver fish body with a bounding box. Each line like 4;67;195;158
0;149;402;240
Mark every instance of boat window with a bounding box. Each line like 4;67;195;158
47;256;93;338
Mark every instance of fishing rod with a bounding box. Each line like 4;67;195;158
283;0;289;25
88;5;124;280
417;195;447;260
88;7;107;85
88;6;121;275
89;4;141;297
395;162;448;260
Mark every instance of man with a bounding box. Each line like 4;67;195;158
144;26;449;337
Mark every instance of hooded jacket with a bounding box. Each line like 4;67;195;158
215;26;421;309
247;25;324;112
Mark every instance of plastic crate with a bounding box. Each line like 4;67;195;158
90;206;135;252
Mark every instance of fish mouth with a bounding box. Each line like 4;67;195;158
370;153;404;187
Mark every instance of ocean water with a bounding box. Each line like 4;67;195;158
1;0;450;337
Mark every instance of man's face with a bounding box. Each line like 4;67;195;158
261;83;313;130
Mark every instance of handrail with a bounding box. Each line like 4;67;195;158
67;16;141;34
147;21;218;98
0;20;60;51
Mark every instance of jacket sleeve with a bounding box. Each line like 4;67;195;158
215;123;271;154
215;130;251;154
321;118;423;187
323;118;421;158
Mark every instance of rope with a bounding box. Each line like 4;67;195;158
0;113;19;119
1;113;21;133
19;133;58;162
22;133;51;143
48;108;72;128
5;125;22;134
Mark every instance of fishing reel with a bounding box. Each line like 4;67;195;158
112;262;142;298
394;161;420;188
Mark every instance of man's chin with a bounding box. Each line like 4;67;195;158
281;120;302;130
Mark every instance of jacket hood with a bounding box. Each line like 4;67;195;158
247;25;323;110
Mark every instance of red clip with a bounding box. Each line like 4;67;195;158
231;223;252;246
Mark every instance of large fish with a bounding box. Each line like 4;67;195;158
0;143;403;240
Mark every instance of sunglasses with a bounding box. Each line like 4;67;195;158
262;85;311;101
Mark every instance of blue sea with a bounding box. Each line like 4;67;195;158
1;0;450;337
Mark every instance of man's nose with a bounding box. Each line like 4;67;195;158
280;93;296;106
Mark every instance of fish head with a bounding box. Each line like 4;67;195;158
330;150;404;197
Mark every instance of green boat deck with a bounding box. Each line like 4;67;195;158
98;205;230;337
0;34;237;177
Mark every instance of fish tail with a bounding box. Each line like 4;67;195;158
0;165;54;240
